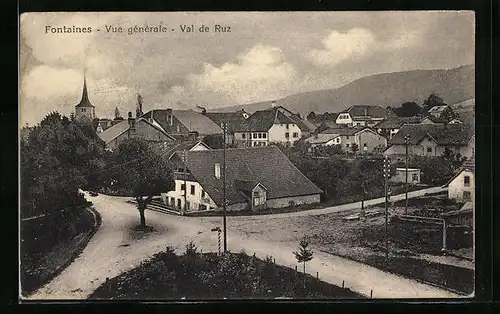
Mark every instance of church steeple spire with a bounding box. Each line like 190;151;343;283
75;72;94;108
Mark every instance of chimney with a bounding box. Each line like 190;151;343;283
364;108;368;116
128;111;135;131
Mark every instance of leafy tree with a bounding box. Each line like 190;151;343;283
393;102;421;117
21;112;105;217
293;237;314;276
185;241;199;257
422;93;446;113
351;143;359;155
306;111;316;122
105;138;175;228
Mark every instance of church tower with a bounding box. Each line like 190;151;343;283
74;75;96;122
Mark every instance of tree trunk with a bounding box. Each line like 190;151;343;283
139;207;146;228
136;195;153;229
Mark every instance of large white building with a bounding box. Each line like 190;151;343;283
161;146;322;212
233;104;314;148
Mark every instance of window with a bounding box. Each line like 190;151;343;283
190;185;195;195
181;184;186;191
346;136;350;140
242;133;246;139
363;143;368;151
336;138;340;143
293;132;298;138
214;163;221;178
201;190;205;198
263;133;267;139
346;143;350;148
170;197;175;206
463;191;471;200
412;173;419;182
285;132;290;138
253;133;257;139
258;133;262;139
186;201;190;210
427;147;432;153
286;124;289;129
167;115;173;125
464;176;470;186
177;199;181;209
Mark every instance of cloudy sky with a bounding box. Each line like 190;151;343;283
20;11;474;126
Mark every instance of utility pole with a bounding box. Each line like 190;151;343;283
404;134;410;215
383;155;390;260
222;121;227;253
182;150;187;216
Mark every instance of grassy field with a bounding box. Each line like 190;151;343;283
89;249;363;300
230;196;474;295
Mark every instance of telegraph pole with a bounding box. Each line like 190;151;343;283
222;121;227;253
404;134;410;215
383;156;390;260
183;150;187;216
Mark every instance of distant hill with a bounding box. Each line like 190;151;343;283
216;65;475;116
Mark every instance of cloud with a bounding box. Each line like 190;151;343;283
173;45;298;105
307;28;376;67
307;28;423;67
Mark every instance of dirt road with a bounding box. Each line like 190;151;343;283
25;191;461;300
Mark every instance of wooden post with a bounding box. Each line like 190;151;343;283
342;280;345;288
316;272;319;279
370;290;373;298
273;258;275;264
442;219;447;252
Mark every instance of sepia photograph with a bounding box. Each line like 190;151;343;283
19;11;475;300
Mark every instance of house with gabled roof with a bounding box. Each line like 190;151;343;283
383;124;475;158
335;105;394;127
98;112;176;150
373;116;422;140
315;126;387;153
160;146;323;212
203;110;249;145
443;155;475;203
233;104;314;148
140;108;223;139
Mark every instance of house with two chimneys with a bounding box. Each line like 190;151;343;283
335;105;394;127
232;102;315;148
383;123;475;158
160;146;322;212
305;126;387;153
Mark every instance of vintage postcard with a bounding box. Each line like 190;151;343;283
19;11;475;300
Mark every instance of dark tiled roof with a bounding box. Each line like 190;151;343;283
98;120;130;144
205;112;247;133
388;123;474;146
373;116;422;129
343;105;391;118
236;109;295;132
143;109;222;135
175;146;323;206
235;106;313;132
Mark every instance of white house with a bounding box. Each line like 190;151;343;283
318;127;387;153
335;105;393;127
384;124;475;158
161;146;323;212
304;133;341;151
233;105;313;148
390;168;421;184
444;155;475;202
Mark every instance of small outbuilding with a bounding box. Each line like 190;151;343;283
390;168;421;184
